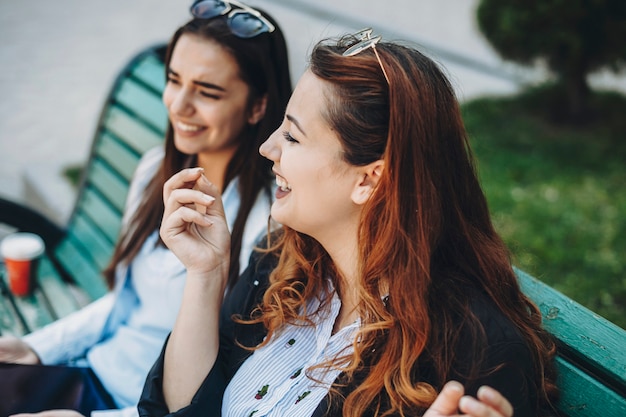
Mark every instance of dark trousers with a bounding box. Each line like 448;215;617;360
0;363;117;416
78;367;118;414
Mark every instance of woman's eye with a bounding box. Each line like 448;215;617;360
199;91;220;99
282;131;299;143
166;75;180;85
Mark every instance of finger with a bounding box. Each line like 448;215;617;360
459;392;512;417
163;167;205;204
161;205;214;238
164;187;216;221
194;173;226;217
425;380;464;416
476;386;513;417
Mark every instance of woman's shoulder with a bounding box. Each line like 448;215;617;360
137;146;164;171
122;146;165;219
466;287;526;346
128;146;164;187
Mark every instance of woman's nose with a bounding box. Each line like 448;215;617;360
169;88;194;116
259;129;281;161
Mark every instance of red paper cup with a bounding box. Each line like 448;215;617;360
0;233;45;297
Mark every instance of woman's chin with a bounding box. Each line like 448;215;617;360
270;205;290;229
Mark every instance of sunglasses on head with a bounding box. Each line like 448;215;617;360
343;28;390;84
190;0;275;38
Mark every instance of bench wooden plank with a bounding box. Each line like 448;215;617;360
103;105;164;155
516;268;626;415
68;213;117;271
95;132;143;181
36;257;83;318
555;357;626;417
74;187;123;244
516;268;626;385
130;53;167;93
54;238;108;301
115;77;168;132
89;158;129;213
8;288;55;334
0;274;27;335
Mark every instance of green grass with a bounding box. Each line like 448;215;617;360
462;86;626;329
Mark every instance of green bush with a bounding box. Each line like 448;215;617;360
463;85;626;328
476;0;626;122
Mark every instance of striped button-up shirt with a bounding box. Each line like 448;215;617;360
223;285;358;417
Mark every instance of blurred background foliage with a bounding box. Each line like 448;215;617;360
477;0;626;123
463;88;626;328
470;0;626;328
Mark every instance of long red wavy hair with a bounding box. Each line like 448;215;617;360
254;34;557;416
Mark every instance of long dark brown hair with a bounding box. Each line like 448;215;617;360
255;34;557;416
103;12;292;290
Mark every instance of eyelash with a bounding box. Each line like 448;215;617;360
199;92;220;99
282;131;298;143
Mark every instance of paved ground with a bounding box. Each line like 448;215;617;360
1;0;624;225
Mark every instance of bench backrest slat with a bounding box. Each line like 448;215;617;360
103;106;164;155
96;132;144;180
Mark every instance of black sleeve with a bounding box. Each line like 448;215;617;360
466;341;537;417
138;249;274;417
137;335;227;417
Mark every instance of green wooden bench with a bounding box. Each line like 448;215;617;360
0;41;624;417
516;268;626;416
0;42;168;336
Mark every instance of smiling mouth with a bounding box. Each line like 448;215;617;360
276;175;291;192
175;121;204;132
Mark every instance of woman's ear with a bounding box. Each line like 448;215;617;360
248;95;268;125
351;160;384;205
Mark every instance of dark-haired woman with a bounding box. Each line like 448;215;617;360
0;2;292;414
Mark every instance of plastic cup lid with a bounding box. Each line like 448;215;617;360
0;232;45;260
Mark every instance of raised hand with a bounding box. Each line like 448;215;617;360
0;336;40;364
160;167;231;278
160;168;233;409
424;381;513;417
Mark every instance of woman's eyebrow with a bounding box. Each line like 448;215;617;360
193;80;226;92
286;114;307;137
167;68;225;92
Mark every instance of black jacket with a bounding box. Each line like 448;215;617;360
138;250;538;417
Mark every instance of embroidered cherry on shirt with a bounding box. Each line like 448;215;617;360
248;411;258;417
295;390;311;404
255;384;269;400
285;338;296;347
290;368;302;379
